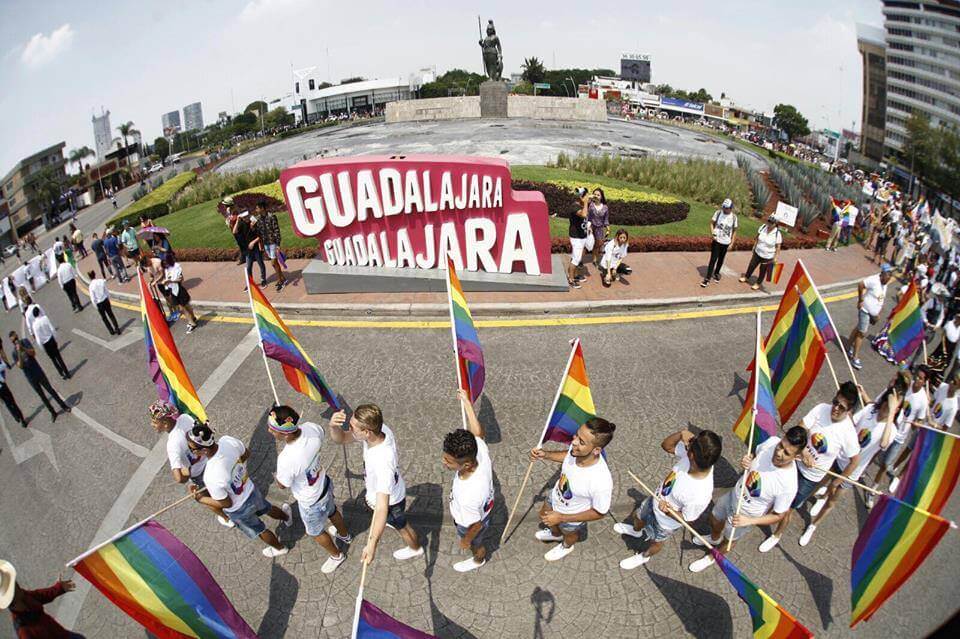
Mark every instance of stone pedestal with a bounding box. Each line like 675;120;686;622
479;80;508;118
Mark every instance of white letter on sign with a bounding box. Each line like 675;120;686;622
286;175;325;235
464;218;497;272
499;213;539;275
438;222;463;270
356;169;384;221
380;168;404;217
322;172;353;228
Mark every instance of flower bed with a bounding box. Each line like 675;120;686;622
511;180;688;226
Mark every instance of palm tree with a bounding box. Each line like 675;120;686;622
28;165;65;228
521;57;546;85
117;121;141;171
68;146;95;177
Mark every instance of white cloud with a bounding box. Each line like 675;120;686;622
238;0;307;23
20;23;75;68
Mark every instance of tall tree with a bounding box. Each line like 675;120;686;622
244;100;268;117
117;121;140;166
153;136;170;162
28;165;64;227
68;146;94;175
521;57;546;84
904;111;937;180
772;104;810;141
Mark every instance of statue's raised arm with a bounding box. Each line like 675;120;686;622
479;19;503;81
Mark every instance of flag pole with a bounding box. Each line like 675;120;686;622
66;488;208;567
351;560;370;639
797;258;858;386
795;284;840;391
501;338;580;543
627;471;720;547
245;274;280;406
728;312;762;552
443;257;469;431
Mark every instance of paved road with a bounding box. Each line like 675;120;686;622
0;265;956;638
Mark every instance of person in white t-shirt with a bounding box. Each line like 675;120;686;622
801;377;906;546
189;423;292;558
701;198;738;287
148;401;234;529
328;404;423;564
615;429;721;570
55;255;83;313
874;366;928;494
929;370;960;431
739;217;783;291
86;270;120;335
760;382;861;552
600;229;631;287
687;427;806;573
271;405;352;574
848;265;893;370
529;417;616;562
442;390;495;572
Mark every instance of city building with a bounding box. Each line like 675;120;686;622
857;23;888;161
183;102;203;131
92;109;112;160
162;110;182;137
291;70;411;123
881;0;960;161
0;142;67;237
0;193;10;245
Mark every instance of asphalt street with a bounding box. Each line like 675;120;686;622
1;257;957;637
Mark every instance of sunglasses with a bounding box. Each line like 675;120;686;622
831;398;851;411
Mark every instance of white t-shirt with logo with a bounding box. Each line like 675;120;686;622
653;441;714;531
276;422;327;504
895;387;928;444
754;225;782;260
861;274;887;317
550;447;613;516
203;435;254;513
449;436;494;527
362;424;406;508
800;403;861;482
166;414;206;478
732;437;797;518
930;383;959;430
711;210;739;245
839;406;892;481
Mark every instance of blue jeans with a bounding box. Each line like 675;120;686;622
225;486;271;539
110;255;128;282
246;246;266;282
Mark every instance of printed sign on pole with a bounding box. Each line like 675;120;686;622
774;201;798;227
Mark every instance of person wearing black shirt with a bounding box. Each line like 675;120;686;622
9;331;70;421
567;192;592;289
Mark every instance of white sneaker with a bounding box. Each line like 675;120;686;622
692;534;722;547
813;486;828;498
280;502;293;527
262;546;289;558
392;546;424;561
453;557;485;573
217;515;235;528
809;497;827;518
758;535;781;553
544;543;575;562
535;528;563;542
321;553;346;574
888;476;901;494
327;525;352;544
612;522;645;539
799;525;817;547
619;552;650;570
688;555;716;573
865;494;876;509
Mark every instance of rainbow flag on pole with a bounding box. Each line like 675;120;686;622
765;262;837;364
895;427;960;515
445;257;485;403
733;321;779;453
769;295;826;424
884;279;924;362
139;274;206;423
850;495;951;627
72;520;257;638
354;600;436;638
540;339;596;446
711;550;813;638
248;276;340;409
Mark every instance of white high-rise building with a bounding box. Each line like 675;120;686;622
92;109;112;160
183;102;203;131
162;110;181;137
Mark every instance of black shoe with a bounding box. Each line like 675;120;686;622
260;279;267;287
61;404;71;413
713;274;721;282
276;281;285;291
19;418;27;428
50;412;57;422
700;279;709;288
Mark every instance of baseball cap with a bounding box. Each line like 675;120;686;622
221;196;234;206
880;263;894;273
722;198;733;209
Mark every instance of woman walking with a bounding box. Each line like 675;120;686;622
587;188;609;268
701;198;738;287
739;216;782;290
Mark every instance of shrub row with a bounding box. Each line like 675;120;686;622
107;172;197;229
511;180;689;227
173;246;319;263
171;167;282;212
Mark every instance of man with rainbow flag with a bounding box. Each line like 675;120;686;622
847;264;893;370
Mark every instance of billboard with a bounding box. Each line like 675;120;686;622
659;97;704;113
620;53;651;83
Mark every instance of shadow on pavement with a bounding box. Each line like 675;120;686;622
647;568;733;639
728;371;749;399
777;545;833;629
502;467;559;545
255;563;300;638
476;395;501;444
530;586;555;639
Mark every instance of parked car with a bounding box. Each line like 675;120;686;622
3;245;17;257
148;163;163;174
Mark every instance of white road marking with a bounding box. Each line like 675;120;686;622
0;413;58;471
55;327;260;629
70;407;150;458
72;328;141;352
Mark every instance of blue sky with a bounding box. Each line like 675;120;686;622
0;0;883;172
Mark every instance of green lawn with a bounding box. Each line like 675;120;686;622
161;199;317;250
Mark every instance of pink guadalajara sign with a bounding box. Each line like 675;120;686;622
279;155;552;275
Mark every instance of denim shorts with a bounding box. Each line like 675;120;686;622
548;493;587;534
455;516;491;548
385;499;408;530
792;467;823;509
711;489;749;542
226;485;271;539
637;496;674;543
264;244;278;260
857;309;873;333
298;477;336;537
882;439;906;475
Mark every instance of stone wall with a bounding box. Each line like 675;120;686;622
386;97;480;123
386;95;607;123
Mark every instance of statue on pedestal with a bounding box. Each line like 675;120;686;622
479;19;503;82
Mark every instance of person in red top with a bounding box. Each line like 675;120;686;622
1;559;83;638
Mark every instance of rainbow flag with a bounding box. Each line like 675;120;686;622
139;275;206;423
733;330;779;453
895;427;960;515
248;276;339;409
850;495;951;627
355;600;436;638
540;340;596;445
764;263;837;364
884;280;924;362
446;257;485;403
769;295;826;424
72;520;256;638
711;550;813;638
765;262;784;285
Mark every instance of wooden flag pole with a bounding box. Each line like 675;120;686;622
350;560;370;639
501;339;581;543
728;311;762;552
244;273;280;406
66;489;208;567
797;258;860;387
627;471;720;548
443;258;468;431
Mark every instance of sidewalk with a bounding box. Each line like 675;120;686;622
80;243;879;317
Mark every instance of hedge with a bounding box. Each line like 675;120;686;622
511;180;688;227
107;172;197;229
172;246;319;262
548;235;818;253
